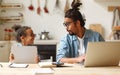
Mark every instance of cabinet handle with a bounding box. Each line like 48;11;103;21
0;45;4;48
0;43;5;48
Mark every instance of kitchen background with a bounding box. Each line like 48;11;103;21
0;0;120;41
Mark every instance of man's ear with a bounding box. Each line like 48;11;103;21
77;20;80;25
76;20;80;27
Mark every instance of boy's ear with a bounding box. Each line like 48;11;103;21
20;36;25;40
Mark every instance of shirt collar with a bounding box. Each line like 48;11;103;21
16;43;23;46
83;29;91;39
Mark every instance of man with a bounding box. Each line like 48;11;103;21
56;0;104;63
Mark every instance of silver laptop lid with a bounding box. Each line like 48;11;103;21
84;42;120;67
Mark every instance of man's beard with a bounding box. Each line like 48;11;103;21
68;30;75;36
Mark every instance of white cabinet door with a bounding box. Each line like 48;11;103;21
0;41;11;62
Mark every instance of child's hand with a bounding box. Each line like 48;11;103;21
35;55;40;63
9;53;14;62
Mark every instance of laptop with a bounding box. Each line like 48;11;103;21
84;42;120;67
11;46;37;64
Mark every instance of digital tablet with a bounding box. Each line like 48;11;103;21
11;46;37;64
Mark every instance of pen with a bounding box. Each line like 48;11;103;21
8;63;13;68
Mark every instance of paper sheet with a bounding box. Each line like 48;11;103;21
38;62;56;68
31;68;54;75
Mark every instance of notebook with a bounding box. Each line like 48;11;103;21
31;68;54;75
9;63;29;68
84;42;120;67
11;46;37;64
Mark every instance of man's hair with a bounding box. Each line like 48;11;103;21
65;0;85;27
12;25;31;42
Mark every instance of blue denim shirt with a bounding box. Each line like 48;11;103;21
56;29;105;63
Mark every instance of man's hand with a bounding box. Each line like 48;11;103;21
76;54;85;62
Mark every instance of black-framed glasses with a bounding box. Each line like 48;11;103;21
63;22;73;27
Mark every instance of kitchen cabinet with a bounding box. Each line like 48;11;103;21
34;40;58;62
0;41;11;62
34;44;56;62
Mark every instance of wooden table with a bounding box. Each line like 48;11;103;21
0;62;120;75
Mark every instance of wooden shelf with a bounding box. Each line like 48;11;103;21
95;0;120;2
108;6;120;12
0;3;23;9
0;16;23;23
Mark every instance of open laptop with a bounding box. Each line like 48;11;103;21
84;41;120;67
11;46;37;64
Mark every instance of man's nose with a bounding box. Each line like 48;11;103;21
66;27;69;32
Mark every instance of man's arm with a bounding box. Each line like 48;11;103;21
60;55;85;63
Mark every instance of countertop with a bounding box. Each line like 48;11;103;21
0;40;59;45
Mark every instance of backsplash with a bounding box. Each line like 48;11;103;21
0;0;120;41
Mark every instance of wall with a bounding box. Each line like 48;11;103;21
0;0;120;41
83;0;120;40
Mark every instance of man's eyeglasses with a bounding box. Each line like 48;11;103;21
63;22;73;27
